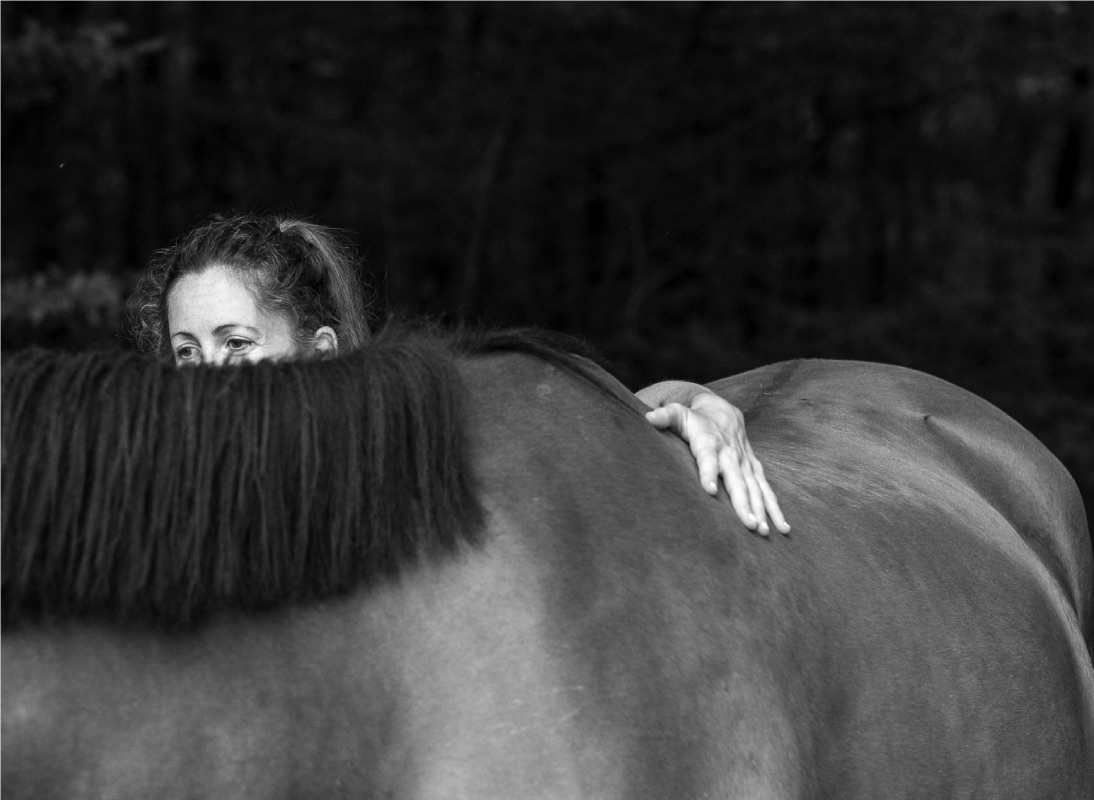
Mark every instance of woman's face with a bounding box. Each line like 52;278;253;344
166;265;300;366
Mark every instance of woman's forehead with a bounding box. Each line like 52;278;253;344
167;266;268;333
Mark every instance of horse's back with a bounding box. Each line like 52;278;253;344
459;353;1094;797
3;347;1093;799
699;359;1094;795
709;359;1092;641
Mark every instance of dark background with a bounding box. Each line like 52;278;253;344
3;2;1092;529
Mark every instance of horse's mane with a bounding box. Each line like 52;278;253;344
2;322;611;629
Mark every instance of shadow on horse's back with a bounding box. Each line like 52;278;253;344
2;330;1093;799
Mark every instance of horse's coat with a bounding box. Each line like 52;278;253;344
3;329;1093;799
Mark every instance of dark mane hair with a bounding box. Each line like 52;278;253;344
2;322;612;630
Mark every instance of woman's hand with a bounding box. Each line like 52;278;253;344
645;392;790;536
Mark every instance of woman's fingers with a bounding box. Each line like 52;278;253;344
644;405;679;430
645;400;789;536
732;435;772;536
696;440;721;496
650;405;720;496
746;441;790;534
760;482;790;534
719;447;765;535
684;425;722;496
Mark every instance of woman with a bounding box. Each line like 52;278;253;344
131;212;789;535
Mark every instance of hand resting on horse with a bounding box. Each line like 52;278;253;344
639;381;789;536
131;211;786;537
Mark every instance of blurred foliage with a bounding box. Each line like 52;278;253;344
0;267;133;350
2;2;1092;525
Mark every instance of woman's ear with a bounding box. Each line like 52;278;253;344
312;326;339;358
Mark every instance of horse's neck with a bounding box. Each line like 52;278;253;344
0;524;597;799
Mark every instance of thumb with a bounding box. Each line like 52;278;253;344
645;404;686;433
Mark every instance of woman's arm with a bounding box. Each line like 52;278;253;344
637;381;790;537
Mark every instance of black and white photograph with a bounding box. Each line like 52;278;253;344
3;2;1093;796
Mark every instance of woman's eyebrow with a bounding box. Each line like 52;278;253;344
213;324;261;335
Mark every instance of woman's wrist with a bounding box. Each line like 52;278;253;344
636;380;708;409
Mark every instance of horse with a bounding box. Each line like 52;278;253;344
3;324;1093;799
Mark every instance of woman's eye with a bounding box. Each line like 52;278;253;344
225;338;253;352
175;345;198;363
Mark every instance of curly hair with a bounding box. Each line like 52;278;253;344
130;212;374;359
